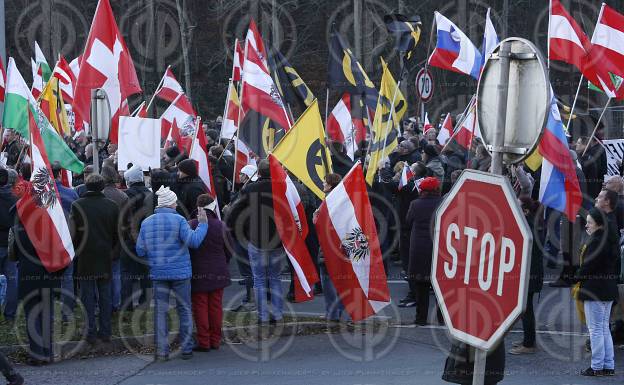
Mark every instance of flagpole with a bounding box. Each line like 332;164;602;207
547;0;552;70
145;64;171;116
324;88;330;132
565;75;583;131
220;39;241;140
439;94;476;154
582;97;611;158
419;12;437;120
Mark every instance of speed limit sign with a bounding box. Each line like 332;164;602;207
416;68;434;102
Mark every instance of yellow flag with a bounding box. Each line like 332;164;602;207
524;147;543;172
39;76;70;136
272;99;332;199
365;58;406;185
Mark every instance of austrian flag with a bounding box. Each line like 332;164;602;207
269;155;319;302
315;163;390;321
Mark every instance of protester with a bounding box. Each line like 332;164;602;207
509;197;544;354
314;173;349;322
0;169;17;324
189;194;231;351
51;163;79;322
576;136;607;200
174;158;207;218
406;177;443;325
422;144;445;182
3;130;23;167
101;166;128;312
226;159;285;325
71;174;120;344
11;206;63;365
121;164;153;313
329;141;354;177
136;186;208;361
574;208;617;376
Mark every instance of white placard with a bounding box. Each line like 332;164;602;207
603;139;624;181
117;116;161;171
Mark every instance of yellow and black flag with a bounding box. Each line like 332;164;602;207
384;14;422;61
272;99;332;199
365;58;407;186
268;48;315;110
327;27;378;111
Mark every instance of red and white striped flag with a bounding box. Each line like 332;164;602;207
0;56;6;102
246;19;267;66
160;93;196;141
234;137;254;183
436;113;453;144
189;120;218;217
548;0;591;71
454;101;481;149
269;154;319;302
52;56;76;103
154;66;184;103
398;163;414;190
241;44;291;131
16;108;74;272
423;112;435;136
315;163;390;321
327;93;356;160
232;40;244;82
582;4;624;98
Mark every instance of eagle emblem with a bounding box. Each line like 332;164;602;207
341;227;369;262
31;167;56;209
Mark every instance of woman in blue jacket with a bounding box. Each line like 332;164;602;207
136;186;208;361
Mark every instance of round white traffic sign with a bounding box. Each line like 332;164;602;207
415;68;434;102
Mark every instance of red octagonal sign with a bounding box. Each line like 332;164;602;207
432;170;532;351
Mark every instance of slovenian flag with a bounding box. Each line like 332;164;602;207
538;89;582;221
428;11;483;80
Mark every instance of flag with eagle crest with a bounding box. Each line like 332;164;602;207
16;108;75;273
314;163;390;321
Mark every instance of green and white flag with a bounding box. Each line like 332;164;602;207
588;72;623;93
34;41;52;82
3;57;84;173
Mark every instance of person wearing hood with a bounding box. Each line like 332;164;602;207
121;164;153;312
422;144;445;183
136;186;209;361
173;159;208;219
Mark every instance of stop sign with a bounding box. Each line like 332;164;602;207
431;170;532;351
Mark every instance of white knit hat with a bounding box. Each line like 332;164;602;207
156;185;177;208
124;164;144;184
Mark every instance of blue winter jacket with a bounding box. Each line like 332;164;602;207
136;207;208;280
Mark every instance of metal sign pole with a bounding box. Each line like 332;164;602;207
490;40;511;176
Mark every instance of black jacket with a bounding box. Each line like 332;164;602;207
70;191;120;280
0;185;17;247
121;182;153;261
173;176;207;219
580;144;607;200
226;177;281;250
407;195;442;282
331;152;354;178
575;228;619;301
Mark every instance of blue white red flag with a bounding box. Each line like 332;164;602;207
428;12;483;79
538;89;582;221
482;8;499;61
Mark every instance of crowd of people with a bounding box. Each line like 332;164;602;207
0;113;622;381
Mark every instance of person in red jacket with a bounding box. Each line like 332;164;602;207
189;194;231;351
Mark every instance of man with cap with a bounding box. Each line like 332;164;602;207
120;164;153;313
136;186;208;361
70;174;120;345
174;159;207;219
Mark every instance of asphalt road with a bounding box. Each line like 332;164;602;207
13;262;624;384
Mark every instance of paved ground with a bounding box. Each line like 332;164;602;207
12;261;624;384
